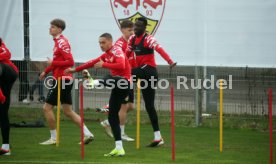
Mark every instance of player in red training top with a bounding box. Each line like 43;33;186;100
125;17;177;147
99;20;135;142
0;38;18;155
66;33;130;157
39;19;94;145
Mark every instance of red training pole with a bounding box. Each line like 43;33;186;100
80;84;84;160
170;84;175;161
268;88;273;164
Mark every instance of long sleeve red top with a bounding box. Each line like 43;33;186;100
75;45;131;81
0;41;19;73
126;33;174;67
44;34;74;79
114;36;137;68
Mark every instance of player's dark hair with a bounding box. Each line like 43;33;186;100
120;20;134;29
100;33;113;41
50;18;66;31
0;38;2;46
137;17;147;27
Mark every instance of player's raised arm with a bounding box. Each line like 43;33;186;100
64;55;103;75
145;35;175;66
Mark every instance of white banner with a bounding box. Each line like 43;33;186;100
29;0;276;67
0;0;24;60
29;0;119;62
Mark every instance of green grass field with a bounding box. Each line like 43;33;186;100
0;107;275;163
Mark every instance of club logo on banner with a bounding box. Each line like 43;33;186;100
110;0;166;35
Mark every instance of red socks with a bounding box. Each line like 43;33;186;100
0;88;6;104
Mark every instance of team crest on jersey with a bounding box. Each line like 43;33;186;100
110;0;166;35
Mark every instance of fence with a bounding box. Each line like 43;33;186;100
10;60;276;117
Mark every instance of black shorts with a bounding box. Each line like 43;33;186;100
131;64;158;80
46;79;73;105
100;74;132;104
122;88;134;104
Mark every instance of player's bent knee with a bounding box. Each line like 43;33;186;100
63;110;72;118
62;104;74;117
128;103;134;111
43;103;53;113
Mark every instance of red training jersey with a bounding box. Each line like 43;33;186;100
114;36;137;68
126;33;173;68
0;41;19;73
44;34;74;79
75;45;131;81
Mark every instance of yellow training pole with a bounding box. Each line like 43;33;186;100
219;79;223;152
56;77;61;147
136;79;141;149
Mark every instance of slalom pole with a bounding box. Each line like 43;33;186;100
219;79;223;152
80;84;84;159
169;64;177;160
56;77;61;147
136;79;141;149
170;83;175;161
268;88;273;164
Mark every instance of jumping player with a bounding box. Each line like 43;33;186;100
125;17;176;147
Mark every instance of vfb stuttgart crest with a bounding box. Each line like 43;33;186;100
110;0;166;35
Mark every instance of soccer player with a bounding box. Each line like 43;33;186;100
125;17;176;147
65;33;131;157
0;38;18;155
100;20;135;141
39;19;94;145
